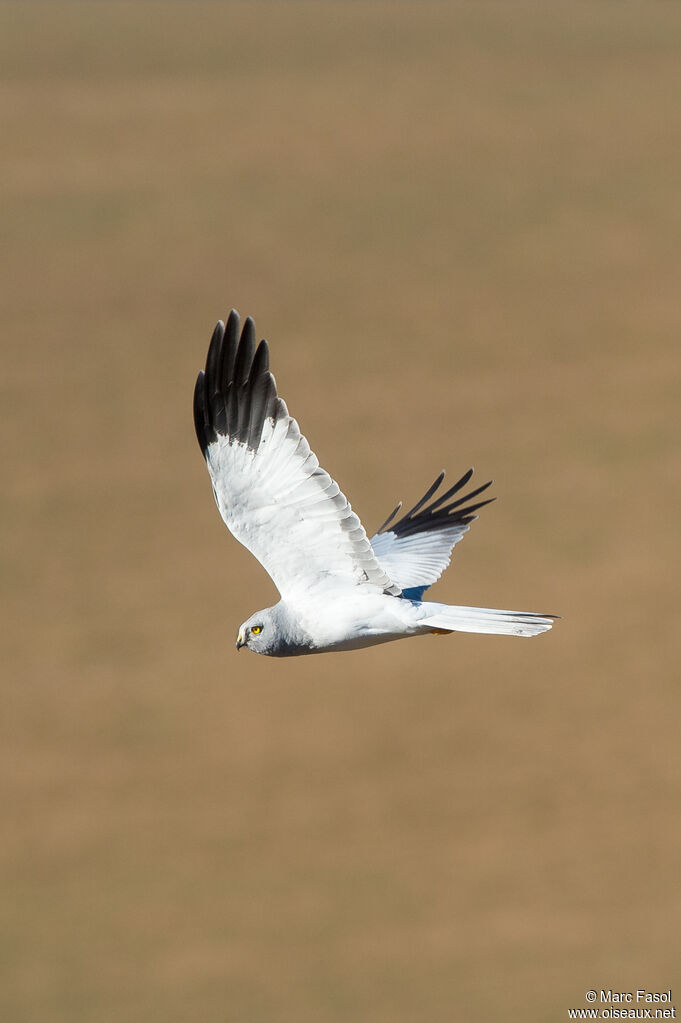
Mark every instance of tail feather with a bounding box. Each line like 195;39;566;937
417;602;556;638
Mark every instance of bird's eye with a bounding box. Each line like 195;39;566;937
251;625;262;635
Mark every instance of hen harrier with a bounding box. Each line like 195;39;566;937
193;310;556;656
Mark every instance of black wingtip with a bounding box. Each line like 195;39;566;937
378;468;496;538
194;309;282;456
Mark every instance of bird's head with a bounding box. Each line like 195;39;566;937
235;604;306;657
236;611;270;654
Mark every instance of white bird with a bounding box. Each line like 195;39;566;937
193;310;557;656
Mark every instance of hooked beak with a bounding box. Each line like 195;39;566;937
236;629;245;651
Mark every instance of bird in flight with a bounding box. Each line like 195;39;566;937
193;310;556;656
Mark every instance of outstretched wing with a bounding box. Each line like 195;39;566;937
369;469;494;598
193;310;400;601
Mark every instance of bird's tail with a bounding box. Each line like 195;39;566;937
416;602;556;638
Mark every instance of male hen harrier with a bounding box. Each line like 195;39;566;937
193;310;556;656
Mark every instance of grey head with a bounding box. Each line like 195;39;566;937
235;603;312;657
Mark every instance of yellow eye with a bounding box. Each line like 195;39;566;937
251;625;262;635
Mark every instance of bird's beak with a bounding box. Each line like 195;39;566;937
236;629;245;651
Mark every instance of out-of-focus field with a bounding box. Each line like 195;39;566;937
2;3;680;1021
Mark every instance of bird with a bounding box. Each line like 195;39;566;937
193;309;557;656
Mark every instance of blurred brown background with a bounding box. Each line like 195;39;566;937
2;3;680;1021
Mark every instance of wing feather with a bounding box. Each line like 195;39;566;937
370;470;494;593
194;310;400;600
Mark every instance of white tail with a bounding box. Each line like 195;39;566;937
417;602;556;638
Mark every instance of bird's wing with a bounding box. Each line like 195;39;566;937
193;311;400;601
369;469;494;597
